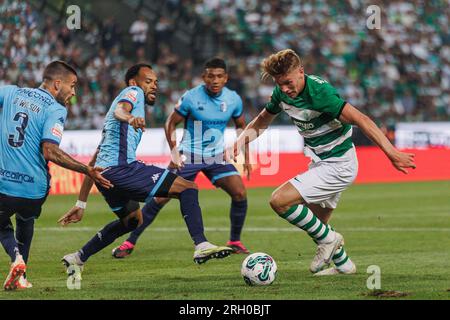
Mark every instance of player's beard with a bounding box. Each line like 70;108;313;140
145;93;156;105
55;91;70;106
145;97;155;105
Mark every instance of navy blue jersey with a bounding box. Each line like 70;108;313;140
175;85;243;158
0;85;67;199
95;86;146;168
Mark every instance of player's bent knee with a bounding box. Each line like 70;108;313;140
188;181;198;190
232;189;247;202
269;193;285;215
128;216;140;230
122;214;141;231
181;181;198;192
154;197;171;206
167;177;198;198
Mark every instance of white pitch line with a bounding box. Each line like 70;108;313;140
35;227;450;232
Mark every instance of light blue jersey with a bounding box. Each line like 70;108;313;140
0;85;67;199
96;86;146;168
175;85;243;157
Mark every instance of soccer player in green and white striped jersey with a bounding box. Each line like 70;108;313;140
231;49;416;275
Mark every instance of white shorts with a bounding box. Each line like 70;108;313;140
289;147;358;209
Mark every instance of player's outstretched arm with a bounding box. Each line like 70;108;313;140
114;101;145;132
339;103;416;174
232;109;277;160
233;114;252;180
42;142;113;188
58;150;99;226
164;110;185;169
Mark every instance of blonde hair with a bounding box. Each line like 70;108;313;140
261;49;303;81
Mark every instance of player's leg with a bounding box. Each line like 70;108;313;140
14;210;41;289
113;164;200;257
165;176;233;264
0;197;26;290
63;200;142;265
307;203;356;276
114;164;201;258
13;195;45;288
0;213;19;263
269;180;343;273
112;197;171;258
212;171;249;254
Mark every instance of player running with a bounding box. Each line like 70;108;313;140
111;57;251;258
230;49;416;276
0;61;111;290
59;64;232;279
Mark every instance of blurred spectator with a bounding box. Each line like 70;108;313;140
129;15;149;50
101;17;121;51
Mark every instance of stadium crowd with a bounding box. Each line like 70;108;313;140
1;0;449;131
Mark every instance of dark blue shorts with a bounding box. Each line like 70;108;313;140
96;161;178;216
0;193;46;228
174;161;239;185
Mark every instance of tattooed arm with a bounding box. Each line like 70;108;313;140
41;142;113;188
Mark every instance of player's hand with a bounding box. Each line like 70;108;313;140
389;150;416;174
225;143;240;163
128;116;146;132
233;141;243;160
87;166;114;189
58;206;84;226
169;148;185;169
243;162;252;181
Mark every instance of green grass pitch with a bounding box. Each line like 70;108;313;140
1;180;449;300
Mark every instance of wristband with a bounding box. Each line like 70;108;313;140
75;200;87;209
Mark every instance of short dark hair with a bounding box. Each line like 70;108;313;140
125;63;153;86
43;61;78;81
204;58;227;72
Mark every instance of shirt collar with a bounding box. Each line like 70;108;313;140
37;87;55;100
203;85;223;98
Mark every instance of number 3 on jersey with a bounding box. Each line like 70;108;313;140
8;112;29;148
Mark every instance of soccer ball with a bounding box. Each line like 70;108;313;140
241;252;277;286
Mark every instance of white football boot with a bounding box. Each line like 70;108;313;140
314;260;357;276
61;252;84;281
309;232;344;273
193;242;233;264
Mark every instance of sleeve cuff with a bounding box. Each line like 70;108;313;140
336;101;347;119
118;99;135;108
41;138;60;145
232;112;243;119
174;108;187;117
265;106;281;115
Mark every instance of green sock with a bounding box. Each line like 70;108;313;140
280;205;335;244
332;245;353;271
